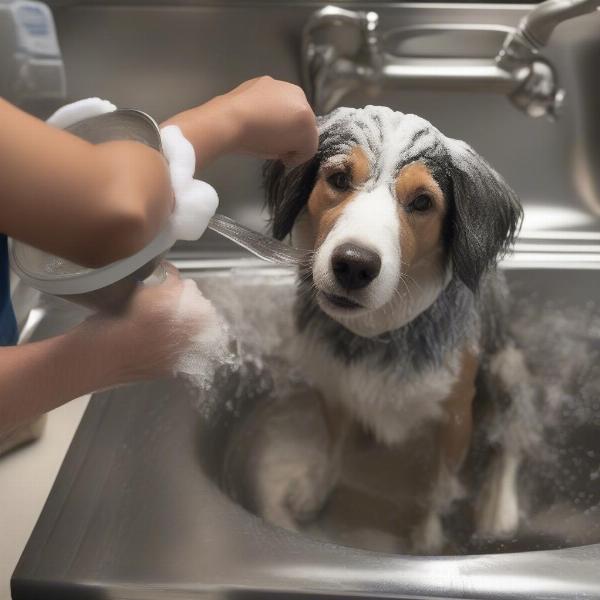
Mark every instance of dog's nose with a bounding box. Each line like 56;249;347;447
331;243;382;290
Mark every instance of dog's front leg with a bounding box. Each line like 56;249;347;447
411;462;466;554
411;351;477;554
474;344;531;538
321;398;352;474
256;394;350;530
475;447;520;537
410;432;471;554
284;398;351;525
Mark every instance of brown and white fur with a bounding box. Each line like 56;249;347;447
259;106;526;552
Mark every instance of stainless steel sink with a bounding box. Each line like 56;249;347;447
5;0;600;597
11;262;600;599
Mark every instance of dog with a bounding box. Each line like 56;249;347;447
256;105;527;553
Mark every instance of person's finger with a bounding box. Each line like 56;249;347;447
285;111;319;167
281;130;319;168
281;151;301;169
286;143;318;167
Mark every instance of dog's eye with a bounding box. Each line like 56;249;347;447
408;194;433;213
327;171;351;191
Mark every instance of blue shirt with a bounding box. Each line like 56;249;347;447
0;235;18;346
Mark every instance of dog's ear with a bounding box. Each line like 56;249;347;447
447;142;522;292
263;156;320;240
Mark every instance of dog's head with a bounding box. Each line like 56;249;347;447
264;106;522;337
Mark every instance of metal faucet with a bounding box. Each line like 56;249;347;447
302;0;600;118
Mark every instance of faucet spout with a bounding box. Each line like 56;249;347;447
519;0;600;49
495;0;599;119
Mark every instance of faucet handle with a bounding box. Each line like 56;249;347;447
508;59;566;119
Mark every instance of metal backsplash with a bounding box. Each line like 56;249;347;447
8;1;600;258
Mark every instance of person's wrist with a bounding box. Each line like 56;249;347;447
108;320;151;385
212;94;247;153
163;99;242;159
74;317;134;387
205;94;244;152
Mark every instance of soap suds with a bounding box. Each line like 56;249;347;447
317;105;477;183
183;269;303;418
160;125;218;242
173;279;234;397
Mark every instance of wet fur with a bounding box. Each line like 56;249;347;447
259;106;525;552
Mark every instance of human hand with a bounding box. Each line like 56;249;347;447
93;263;224;382
164;76;319;169
48;98;217;256
221;76;319;167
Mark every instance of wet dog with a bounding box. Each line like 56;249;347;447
259;105;527;552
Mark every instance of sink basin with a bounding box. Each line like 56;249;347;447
4;0;600;595
12;262;600;599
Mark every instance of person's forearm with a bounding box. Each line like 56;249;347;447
0;98;173;267
161;99;240;171
0;321;124;432
162;77;319;169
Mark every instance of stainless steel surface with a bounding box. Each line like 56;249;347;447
19;1;598;249
516;0;600;48
4;1;600;597
12;264;600;599
302;6;382;113
64;107;162;147
208;214;307;266
496;0;600;119
302;1;599;119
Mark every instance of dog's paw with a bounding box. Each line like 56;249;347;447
476;484;519;537
410;512;446;554
261;504;302;532
253;428;338;530
258;462;335;530
285;464;335;524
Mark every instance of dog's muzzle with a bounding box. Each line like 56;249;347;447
331;243;382;290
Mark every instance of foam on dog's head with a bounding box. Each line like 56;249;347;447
264;106;522;336
318;107;442;179
267;106;521;285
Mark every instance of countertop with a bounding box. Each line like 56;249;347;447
0;396;89;600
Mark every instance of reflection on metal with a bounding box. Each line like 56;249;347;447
302;0;600;117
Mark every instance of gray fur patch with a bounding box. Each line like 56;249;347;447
296;274;487;375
